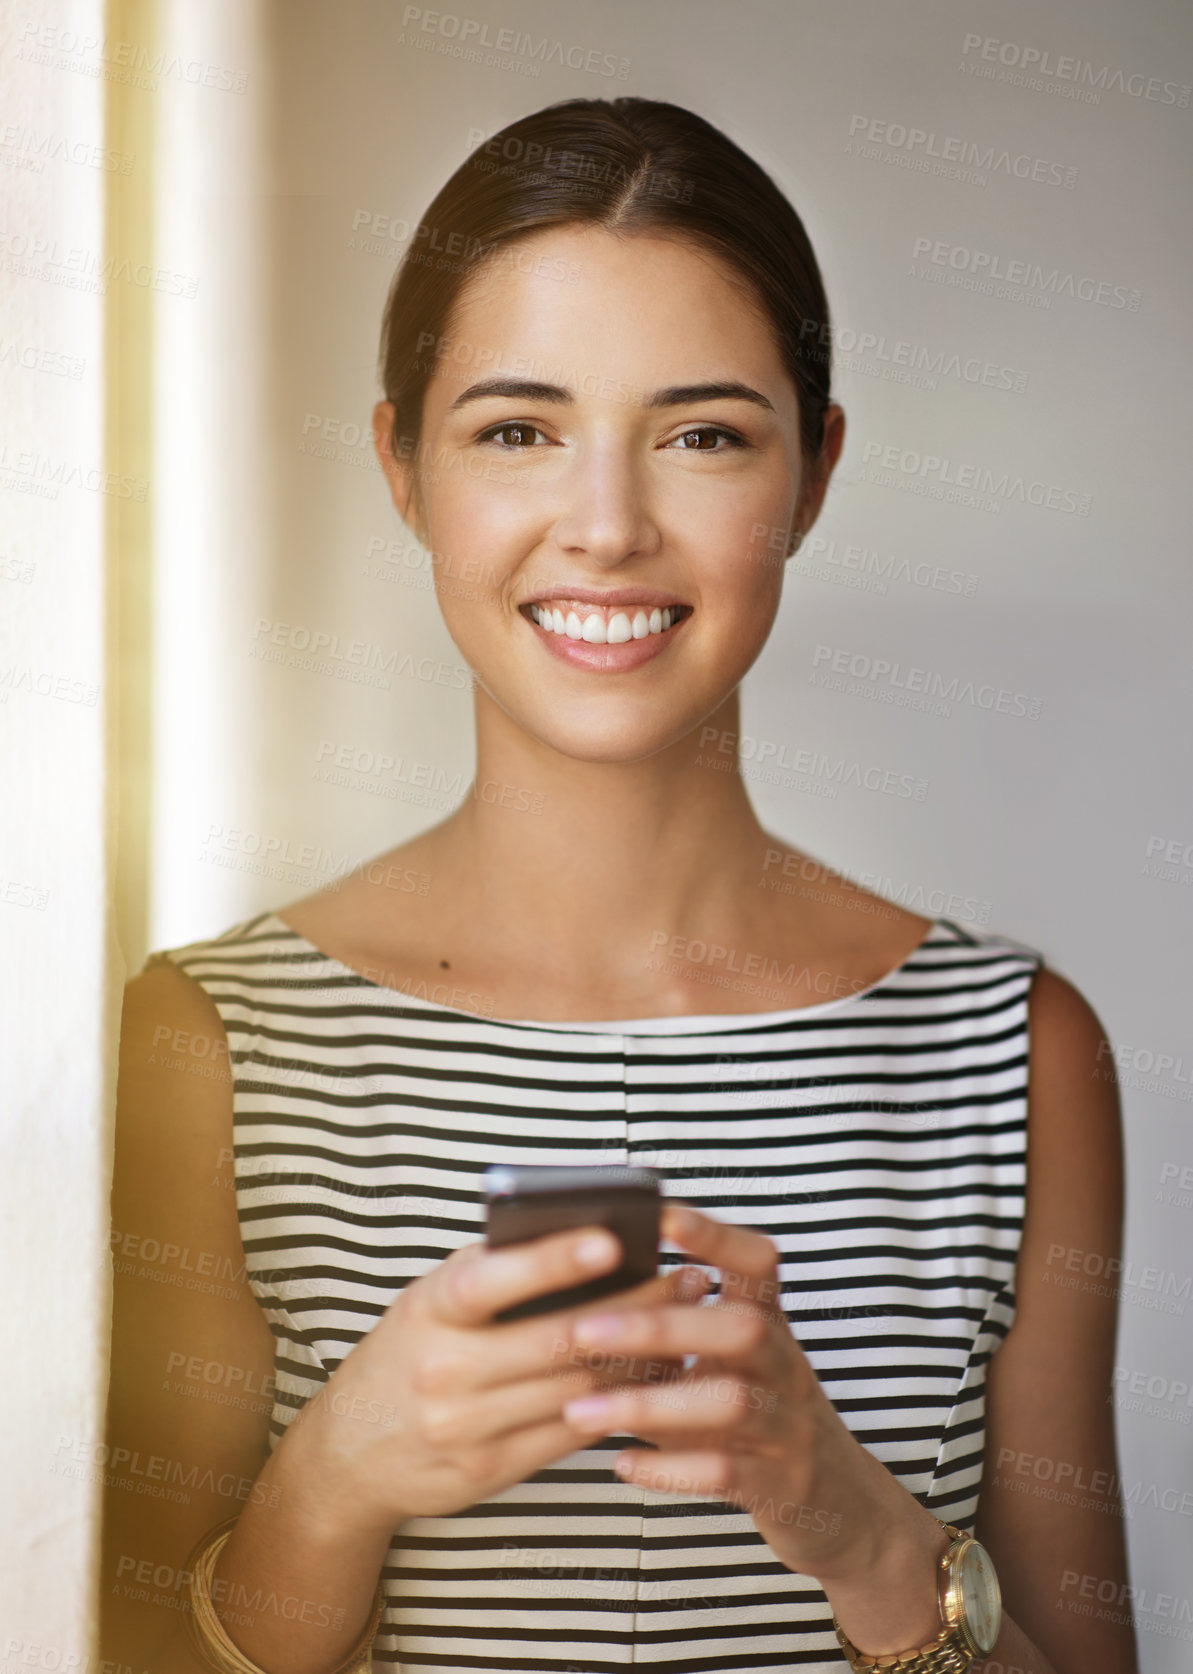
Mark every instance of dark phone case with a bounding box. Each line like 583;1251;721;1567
487;1184;660;1322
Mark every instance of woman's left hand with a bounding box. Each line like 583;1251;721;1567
558;1200;942;1591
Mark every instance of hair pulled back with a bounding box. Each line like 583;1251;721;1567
379;96;833;468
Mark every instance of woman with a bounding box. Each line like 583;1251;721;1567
102;97;1135;1674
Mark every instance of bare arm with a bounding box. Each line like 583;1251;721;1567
100;960;384;1672
970;965;1138;1671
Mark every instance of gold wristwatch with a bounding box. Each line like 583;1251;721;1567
833;1521;1002;1672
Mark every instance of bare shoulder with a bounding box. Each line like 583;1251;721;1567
104;958;277;1659
112;951;275;1377
975;961;1136;1670
1021;965;1124;1231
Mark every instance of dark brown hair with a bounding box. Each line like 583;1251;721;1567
378;96;833;469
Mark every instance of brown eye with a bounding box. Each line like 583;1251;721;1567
482;423;545;448
673;427;743;451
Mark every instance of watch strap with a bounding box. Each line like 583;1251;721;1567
831;1522;978;1673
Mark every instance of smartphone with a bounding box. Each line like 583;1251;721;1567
484;1163;661;1323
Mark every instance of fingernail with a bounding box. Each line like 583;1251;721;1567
574;1314;622;1345
678;1266;709;1297
565;1396;612;1427
576;1234;617;1268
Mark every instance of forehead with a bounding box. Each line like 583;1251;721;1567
432;224;796;414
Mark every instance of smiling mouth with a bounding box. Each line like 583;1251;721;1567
523;600;692;644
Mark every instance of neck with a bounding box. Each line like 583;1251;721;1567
434;687;782;978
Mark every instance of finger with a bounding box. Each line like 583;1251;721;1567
562;1370;770;1438
571;1300;770;1366
454;1268;705;1395
427;1371;615;1447
661;1202;782;1313
568;1266;707;1391
610;1449;736;1500
430;1224;622;1327
482;1414;611;1490
580;1261;710;1313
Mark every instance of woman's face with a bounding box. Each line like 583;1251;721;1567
377;223;842;764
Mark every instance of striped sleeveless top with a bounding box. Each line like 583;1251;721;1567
152;908;1042;1672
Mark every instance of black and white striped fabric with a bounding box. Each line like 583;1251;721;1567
152;909;1042;1672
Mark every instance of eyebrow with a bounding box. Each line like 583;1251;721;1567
446;377;775;414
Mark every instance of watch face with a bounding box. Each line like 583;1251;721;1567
959;1541;1002;1654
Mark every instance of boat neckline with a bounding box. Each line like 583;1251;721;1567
257;910;955;1035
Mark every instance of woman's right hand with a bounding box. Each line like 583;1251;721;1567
275;1227;709;1541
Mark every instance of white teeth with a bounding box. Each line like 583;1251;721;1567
529;602;685;640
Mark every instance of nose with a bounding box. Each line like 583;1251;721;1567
548;440;662;569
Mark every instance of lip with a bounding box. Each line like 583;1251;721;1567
523;584;689;609
523;600;691;672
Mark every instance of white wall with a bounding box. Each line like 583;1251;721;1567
0;0;113;1654
141;1;1193;1666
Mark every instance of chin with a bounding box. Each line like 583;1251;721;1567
546;692;742;765
537;725;689;766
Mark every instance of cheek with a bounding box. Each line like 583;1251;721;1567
423;485;524;625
